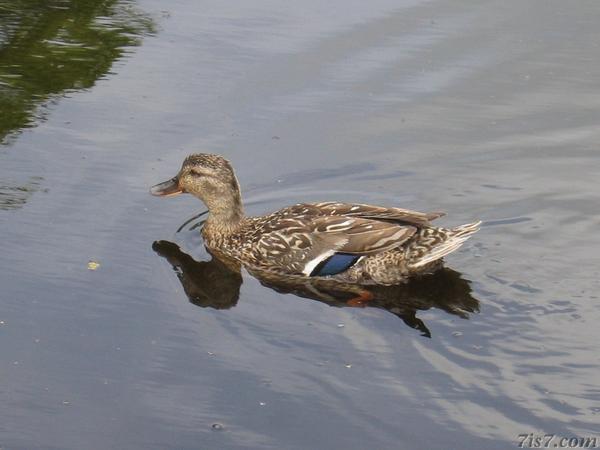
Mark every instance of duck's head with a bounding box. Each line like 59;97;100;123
150;153;243;220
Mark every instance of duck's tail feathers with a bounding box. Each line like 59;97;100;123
409;221;481;269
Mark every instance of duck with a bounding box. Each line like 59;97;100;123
150;153;481;293
152;239;480;337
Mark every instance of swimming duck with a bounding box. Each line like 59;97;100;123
153;239;480;337
150;154;480;289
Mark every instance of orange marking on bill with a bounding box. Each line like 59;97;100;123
161;189;183;197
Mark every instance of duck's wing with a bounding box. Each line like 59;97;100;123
253;216;416;276
308;201;444;226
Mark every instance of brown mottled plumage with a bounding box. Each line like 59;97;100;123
150;153;481;285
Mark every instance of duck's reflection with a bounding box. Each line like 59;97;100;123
153;240;480;337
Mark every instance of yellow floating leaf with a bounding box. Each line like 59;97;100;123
87;261;100;270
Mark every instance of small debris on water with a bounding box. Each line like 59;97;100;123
207;351;214;356
259;402;266;406
211;423;224;431
345;364;352;369
337;323;345;328
62;401;70;405
87;260;100;270
452;331;463;337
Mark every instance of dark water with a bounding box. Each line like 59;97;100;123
2;1;600;449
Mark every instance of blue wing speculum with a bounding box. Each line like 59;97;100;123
310;253;361;277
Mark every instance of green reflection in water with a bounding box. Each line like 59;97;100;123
0;0;155;144
0;176;45;210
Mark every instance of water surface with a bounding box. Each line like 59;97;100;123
1;1;600;449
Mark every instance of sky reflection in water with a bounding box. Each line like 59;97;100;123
1;0;600;449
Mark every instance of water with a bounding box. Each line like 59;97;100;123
1;1;600;449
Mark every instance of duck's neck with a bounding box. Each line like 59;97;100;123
202;183;245;237
205;206;245;235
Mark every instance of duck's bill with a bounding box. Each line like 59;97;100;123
150;178;183;197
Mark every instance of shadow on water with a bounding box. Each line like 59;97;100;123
0;0;155;144
153;239;480;338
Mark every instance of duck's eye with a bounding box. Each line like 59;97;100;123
190;169;206;177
